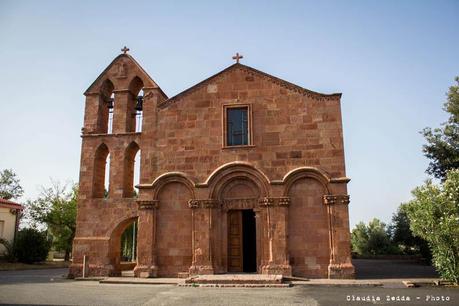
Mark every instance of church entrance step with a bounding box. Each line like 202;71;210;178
178;283;291;288
185;274;284;285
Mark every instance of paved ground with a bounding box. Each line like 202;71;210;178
353;259;438;279
0;268;457;306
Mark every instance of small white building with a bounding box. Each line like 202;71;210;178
0;198;22;256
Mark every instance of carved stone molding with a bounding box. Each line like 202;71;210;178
137;200;159;210
323;195;350;205
188;199;219;209
258;197;290;207
222;198;258;210
144;91;155;101
113;62;128;79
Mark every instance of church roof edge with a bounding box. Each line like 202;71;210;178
158;63;342;108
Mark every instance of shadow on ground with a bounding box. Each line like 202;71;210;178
353;259;438;279
0;268;69;284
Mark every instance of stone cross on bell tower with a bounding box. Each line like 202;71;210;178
121;46;130;54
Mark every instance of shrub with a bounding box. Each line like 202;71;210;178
14;228;51;263
404;169;459;284
0;238;16;262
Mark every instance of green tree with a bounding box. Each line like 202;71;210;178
351;218;398;256
389;205;431;261
0;169;24;200
404;169;459;284
26;182;77;261
14;228;51;263
422;77;459;180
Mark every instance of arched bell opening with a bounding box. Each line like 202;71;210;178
98;79;115;134
128;76;144;133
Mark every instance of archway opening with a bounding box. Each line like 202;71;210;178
123;142;140;198
109;217;138;276
93;144;109;198
120;220;137;263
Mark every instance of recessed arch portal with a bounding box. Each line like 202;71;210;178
155;181;193;277
287;175;330;278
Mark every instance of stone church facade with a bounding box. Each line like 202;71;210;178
69;50;355;279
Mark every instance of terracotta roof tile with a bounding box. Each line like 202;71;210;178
0;198;23;209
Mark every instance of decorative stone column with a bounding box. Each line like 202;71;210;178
324;195;355;279
134;200;159;278
188;199;217;275
258;197;292;276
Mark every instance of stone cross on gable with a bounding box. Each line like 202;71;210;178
232;52;243;63
121;46;130;54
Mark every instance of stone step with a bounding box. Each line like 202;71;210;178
179;283;291;288
185;274;284;284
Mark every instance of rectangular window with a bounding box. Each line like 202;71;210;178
225;105;251;147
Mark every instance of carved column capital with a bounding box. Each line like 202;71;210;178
258;197;290;207
188;199;219;209
137;200;159;210
323;195;350;205
259;197;274;207
278;197;290;206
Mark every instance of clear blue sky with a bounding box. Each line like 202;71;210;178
0;0;458;228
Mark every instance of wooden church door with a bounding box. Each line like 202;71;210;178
227;210;243;272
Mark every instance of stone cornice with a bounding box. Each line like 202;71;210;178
329;177;351;184
81;131;141;138
323;195;350;205
137;200;159;210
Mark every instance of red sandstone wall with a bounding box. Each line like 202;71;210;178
151;66;345;184
156;182;192;277
288;178;330;277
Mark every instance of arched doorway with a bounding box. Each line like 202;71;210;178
220;178;259;273
120;220;137;271
109;217;138;276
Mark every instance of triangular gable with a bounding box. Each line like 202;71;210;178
84;54;167;99
158;63;341;108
